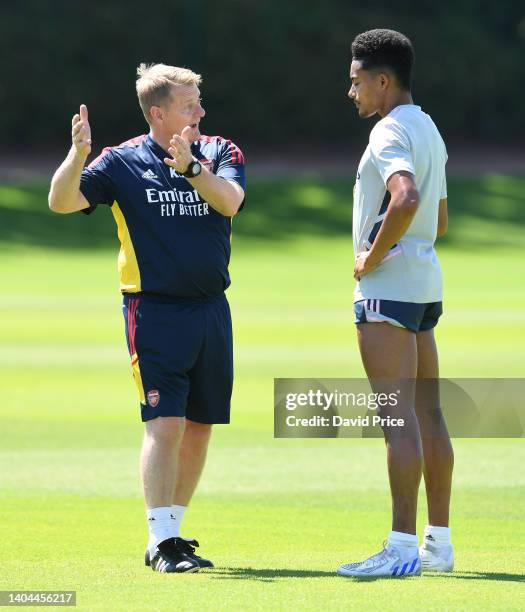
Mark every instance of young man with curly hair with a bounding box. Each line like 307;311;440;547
337;29;454;578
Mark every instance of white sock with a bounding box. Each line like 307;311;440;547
388;530;419;553
423;524;451;546
147;506;176;552
170;504;187;537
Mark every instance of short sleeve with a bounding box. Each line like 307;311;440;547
440;144;448;199
216;139;246;188
369;120;414;186
79;148;116;214
214;139;246;211
440;174;447;199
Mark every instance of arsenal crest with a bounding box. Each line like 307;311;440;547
147;389;160;408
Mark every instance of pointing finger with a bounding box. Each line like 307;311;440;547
80;104;89;123
181;126;194;143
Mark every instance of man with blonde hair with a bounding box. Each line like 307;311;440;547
49;63;246;573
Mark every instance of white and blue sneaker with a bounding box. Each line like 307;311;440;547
419;540;454;572
337;543;421;578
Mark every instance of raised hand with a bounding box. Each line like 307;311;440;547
71;104;92;157
163;126;196;172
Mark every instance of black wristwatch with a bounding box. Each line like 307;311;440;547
182;159;202;178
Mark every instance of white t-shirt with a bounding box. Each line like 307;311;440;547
353;104;447;303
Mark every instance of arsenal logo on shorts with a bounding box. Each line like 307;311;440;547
147;389;160;408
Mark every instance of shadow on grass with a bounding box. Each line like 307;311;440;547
207;567;525;583
208;567;336;582
425;571;525;583
1;175;524;250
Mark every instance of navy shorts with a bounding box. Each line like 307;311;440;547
354;298;442;333
123;293;233;423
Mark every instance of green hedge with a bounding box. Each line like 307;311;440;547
1;0;524;147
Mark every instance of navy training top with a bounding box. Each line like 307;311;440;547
79;133;246;299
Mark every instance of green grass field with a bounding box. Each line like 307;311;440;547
0;175;524;610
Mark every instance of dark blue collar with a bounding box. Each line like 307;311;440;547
146;133;168;160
